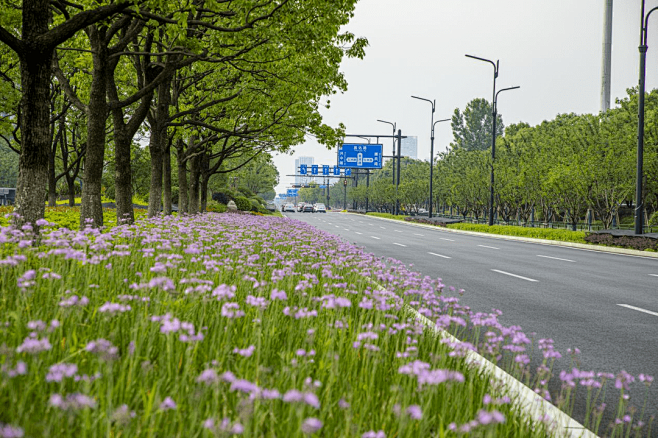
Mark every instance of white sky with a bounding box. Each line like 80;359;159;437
273;0;658;195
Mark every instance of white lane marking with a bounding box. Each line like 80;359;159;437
344;228;349;231
491;269;538;282
335;225;340;228
380;226;386;229
355;232;363;235
328;223;332;225
479;245;500;250
393;243;407;247
414;233;424;237
394;230;403;233
371;236;381;240
618;304;658;317
440;238;455;242
537;255;576;263
428;252;451;259
650;274;658;277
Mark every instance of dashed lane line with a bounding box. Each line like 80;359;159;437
440;238;455;242
414;233;424;237
393;243;407;247
428;252;451;259
537;255;576;263
371;236;381;240
478;245;500;250
491;269;538;282
355;232;363;235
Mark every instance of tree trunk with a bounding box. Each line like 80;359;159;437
113;128;134;225
163;137;172;215
147;76;172;218
199;151;209;213
67;177;76;207
188;153;200;215
13;0;52;227
176;139;188;214
48;140;57;206
80;26;109;229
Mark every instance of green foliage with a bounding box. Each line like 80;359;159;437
206;200;227;213
650;211;658;226
445;223;587;243
451;98;504;151
234;196;252;212
0;137;18;187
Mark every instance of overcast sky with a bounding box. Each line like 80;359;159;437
273;0;658;195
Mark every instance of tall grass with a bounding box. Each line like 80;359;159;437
0;213;652;437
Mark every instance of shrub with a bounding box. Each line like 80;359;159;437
585;232;658;251
649;211;658;226
206;200;227;213
237;187;255;197
234;196;252;211
212;191;231;205
444;223;588;243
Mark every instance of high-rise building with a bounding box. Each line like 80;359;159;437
400;136;418;160
295;156;314;185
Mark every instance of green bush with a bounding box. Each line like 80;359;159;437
234;196;252;211
445;223;588;243
366;212;402;221
206;200;227;213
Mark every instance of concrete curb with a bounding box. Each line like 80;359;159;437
351;213;658;259
365;276;597;437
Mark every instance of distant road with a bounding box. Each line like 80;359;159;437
286;211;658;430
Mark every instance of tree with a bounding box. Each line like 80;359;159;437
451;98;504;152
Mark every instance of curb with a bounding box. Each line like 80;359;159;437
351;213;658;259
404;305;598;438
365;277;597;437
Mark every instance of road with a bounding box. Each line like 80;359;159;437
285;211;658;433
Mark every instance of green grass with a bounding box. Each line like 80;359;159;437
445;223;588;243
364;213;587;244
0;213;556;437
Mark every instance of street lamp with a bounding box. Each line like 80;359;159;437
411;95;449;219
466;54;519;226
635;1;658;235
377;120;396;186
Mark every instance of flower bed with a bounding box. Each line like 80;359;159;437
0;214;652;437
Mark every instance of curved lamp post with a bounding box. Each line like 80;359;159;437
377;120;396;185
635;1;658;234
465;54;519;225
411;95;449;219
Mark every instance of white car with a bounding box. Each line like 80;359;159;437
283;203;296;212
314;203;327;213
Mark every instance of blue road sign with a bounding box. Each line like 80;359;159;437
337;144;383;169
286;189;299;197
345;168;352;176
299;164;307;175
333;165;340;176
320;185;327;189
322;165;329;175
311;165;319;175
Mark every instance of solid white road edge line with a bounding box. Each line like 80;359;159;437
491;269;539;282
393;243;407;247
617;304;658;317
428;252;451;259
537;255;576;263
365;278;597;438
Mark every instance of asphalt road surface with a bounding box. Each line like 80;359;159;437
285;211;658;434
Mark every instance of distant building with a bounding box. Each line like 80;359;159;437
295;156;314;185
400;136;418;160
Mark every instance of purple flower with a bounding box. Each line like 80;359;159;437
0;424;24;438
246;295;268;310
16;336;51;354
98;302;131;315
49;393;96;410
283;389;304;403
46;363;78;382
230;379;259;394
362;431;386;438
196;369;219;385
301;418;322;434
406;405;422;419
233;345;256;357
221;302;245;319
303;393;320;409
111;404;136;424
159;397;177;410
85;339;119;360
338;399;350;409
477;409;505;425
270;289;287;300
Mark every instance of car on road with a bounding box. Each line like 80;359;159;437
313;203;327;213
283;203;296;212
302;204;314;213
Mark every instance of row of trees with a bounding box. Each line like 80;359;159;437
0;0;366;227
309;91;658;229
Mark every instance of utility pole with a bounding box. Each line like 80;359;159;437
601;0;613;112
